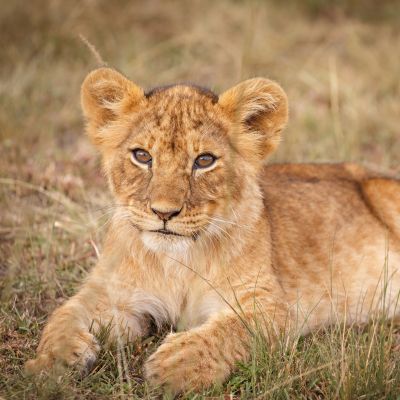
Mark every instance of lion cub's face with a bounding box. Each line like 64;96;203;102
111;88;234;253
81;68;288;253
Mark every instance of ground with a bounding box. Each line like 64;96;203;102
1;0;400;398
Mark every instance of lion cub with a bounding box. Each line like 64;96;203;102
26;68;400;393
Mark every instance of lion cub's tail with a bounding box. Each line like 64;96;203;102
362;178;400;240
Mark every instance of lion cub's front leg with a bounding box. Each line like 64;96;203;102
25;277;147;375
145;311;270;393
25;297;101;374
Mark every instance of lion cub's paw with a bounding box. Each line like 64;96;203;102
145;331;229;393
25;330;100;376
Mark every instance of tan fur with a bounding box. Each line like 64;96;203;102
26;68;400;393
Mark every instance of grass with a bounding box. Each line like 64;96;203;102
1;0;400;398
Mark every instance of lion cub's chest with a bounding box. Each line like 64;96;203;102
135;258;227;331
177;288;226;331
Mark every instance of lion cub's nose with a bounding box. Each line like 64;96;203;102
151;207;181;221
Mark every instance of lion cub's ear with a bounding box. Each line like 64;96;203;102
81;68;144;147
218;78;288;161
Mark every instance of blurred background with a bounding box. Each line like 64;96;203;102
0;0;400;396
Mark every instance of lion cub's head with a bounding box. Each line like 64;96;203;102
81;68;288;254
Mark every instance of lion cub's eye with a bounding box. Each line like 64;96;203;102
131;149;152;166
194;153;217;169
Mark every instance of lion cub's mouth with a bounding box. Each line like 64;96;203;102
152;228;184;237
150;228;200;241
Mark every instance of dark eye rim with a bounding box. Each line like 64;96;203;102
131;148;152;166
193;153;218;170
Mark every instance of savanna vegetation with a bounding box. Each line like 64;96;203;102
1;0;399;398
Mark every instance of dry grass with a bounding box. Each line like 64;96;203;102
1;0;400;398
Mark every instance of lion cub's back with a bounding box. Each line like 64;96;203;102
260;162;399;234
260;162;375;223
260;162;400;327
260;162;399;261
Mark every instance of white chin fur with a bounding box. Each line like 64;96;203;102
141;231;193;255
